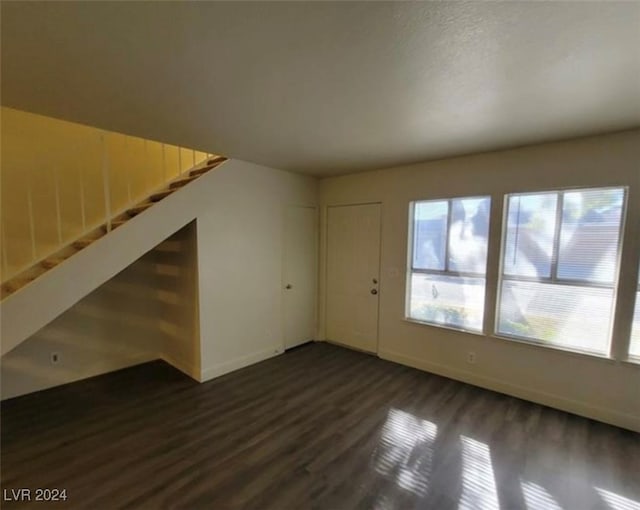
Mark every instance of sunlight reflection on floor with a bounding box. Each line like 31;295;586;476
374;408;438;497
596;488;640;510
459;435;499;510
521;479;563;510
370;408;639;510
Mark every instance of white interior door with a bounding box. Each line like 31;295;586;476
283;206;317;349
326;203;381;353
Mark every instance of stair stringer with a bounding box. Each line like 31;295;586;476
0;161;228;357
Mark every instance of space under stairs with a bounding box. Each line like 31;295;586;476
0;156;227;356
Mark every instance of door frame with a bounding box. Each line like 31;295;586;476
324;202;383;355
281;204;319;352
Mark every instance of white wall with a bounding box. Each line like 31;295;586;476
196;161;318;380
319;130;640;432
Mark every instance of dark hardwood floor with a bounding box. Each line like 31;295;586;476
1;342;639;510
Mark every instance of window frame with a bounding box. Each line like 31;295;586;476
407;195;491;333
495;185;628;356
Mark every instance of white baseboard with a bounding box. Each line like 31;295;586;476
200;347;283;382
379;349;640;433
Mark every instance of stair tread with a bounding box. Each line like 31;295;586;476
127;203;153;216
41;257;66;269
190;164;222;177
150;189;175;202
207;156;226;165
3;277;35;293
170;176;198;189
73;237;101;249
189;167;211;177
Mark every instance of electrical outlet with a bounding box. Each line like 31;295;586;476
467;351;476;364
50;352;61;365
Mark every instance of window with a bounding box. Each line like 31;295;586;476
408;196;491;332
630;270;640;359
496;187;626;355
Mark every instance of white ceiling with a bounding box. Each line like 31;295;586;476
2;1;639;176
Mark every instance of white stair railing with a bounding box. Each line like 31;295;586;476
0;106;216;284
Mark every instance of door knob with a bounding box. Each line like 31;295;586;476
285;284;292;289
371;289;378;295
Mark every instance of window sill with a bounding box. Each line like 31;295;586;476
490;333;616;363
404;317;485;337
622;357;640;367
402;318;640;367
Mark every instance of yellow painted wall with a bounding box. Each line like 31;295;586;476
157;222;200;379
1;107;211;281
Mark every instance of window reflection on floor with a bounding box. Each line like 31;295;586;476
459;435;499;510
521;480;563;510
596;488;640;510
373;408;437;497
370;408;639;510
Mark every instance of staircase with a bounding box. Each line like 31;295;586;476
1;154;236;358
1;156;226;300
